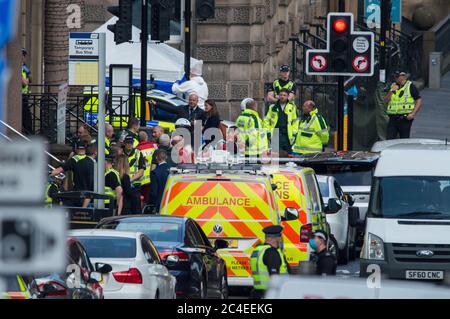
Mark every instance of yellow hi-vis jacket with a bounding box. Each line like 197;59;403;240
236;109;269;156
272;79;295;95
250;244;288;290
292;108;329;155
387;81;416;115
264;101;299;144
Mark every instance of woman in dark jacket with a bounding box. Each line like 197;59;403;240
114;154;141;215
202;99;221;148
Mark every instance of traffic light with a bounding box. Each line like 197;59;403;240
150;0;171;42
196;0;215;20
306;13;374;76
107;0;133;45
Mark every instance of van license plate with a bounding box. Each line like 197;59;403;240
405;270;444;280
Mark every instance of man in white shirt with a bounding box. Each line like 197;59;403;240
172;61;209;109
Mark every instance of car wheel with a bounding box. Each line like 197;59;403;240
219;274;229;299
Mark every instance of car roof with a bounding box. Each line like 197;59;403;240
376;144;450;177
99;214;188;225
371;138;447;152
299;151;379;164
69;229;143;238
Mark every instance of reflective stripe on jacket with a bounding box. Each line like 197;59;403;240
236;109;269;156
292;108;329;155
387;81;416;115
105;169;121;205
250;244;288;290
272;79;294;95
264;102;298;143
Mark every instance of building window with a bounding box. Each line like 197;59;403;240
168;0;183;42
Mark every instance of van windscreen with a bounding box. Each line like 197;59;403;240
369;176;450;219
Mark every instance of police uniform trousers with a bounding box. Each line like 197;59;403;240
387;115;413;140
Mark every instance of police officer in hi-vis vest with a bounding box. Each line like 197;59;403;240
384;71;423;139
250;225;290;299
267;65;296;104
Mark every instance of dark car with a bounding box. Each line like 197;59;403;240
33;238;111;299
96;215;228;299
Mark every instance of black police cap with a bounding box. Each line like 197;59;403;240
74;137;87;149
280;65;290;72
124;135;135;144
313;230;328;242
105;154;115;162
263;225;284;237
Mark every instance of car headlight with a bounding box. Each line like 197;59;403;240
367;233;385;260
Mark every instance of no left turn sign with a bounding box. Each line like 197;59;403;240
310;54;327;71
352;55;369;72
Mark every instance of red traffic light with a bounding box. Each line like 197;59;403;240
333;19;348;33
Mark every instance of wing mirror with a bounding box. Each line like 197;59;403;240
344;194;355;206
164;254;180;267
88;272;102;284
271;183;278;191
281;208;299;221
325;198;342;214
348;206;360;227
95;263;113;274
214;239;229;251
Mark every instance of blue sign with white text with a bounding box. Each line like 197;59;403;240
365;0;402;26
0;0;18;48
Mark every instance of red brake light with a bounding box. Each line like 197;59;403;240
333;19;347;33
300;223;313;243
159;251;189;262
38;281;67;297
113;268;143;284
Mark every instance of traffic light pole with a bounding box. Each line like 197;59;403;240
337;0;345;151
379;0;392;82
184;0;192;80
140;0;149;125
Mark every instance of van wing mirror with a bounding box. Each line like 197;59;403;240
214;239;229;251
271;183;278;191
281;208;299;221
325;198;342;214
345;194;355;206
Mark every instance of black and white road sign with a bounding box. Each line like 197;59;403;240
353;36;370;53
311;54;328;71
352;55;369;72
0;208;67;274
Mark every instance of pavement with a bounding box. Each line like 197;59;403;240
411;71;450;140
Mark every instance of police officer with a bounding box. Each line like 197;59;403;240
105;123;115;156
104;155;123;215
21;48;32;134
309;231;337;276
384;71;423;139
120;118;140;148
267;65;296;104
235;98;269;160
123;134;146;195
250;225;290;299
292;100;329;155
45;176;62;208
264;88;298;155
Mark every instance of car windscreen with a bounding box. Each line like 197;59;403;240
76;236;136;258
318;180;330;198
303;163;373;186
99;221;182;244
369;176;450;219
2;276;20;292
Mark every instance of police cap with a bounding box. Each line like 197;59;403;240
124;135;135;144
263;225;283;237
105;154;115;162
280;65;290;72
74;137;87;149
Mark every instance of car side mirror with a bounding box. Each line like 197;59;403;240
271;183;278;191
88;272;102;284
95;263;113;274
348;206;360;227
214;239;229;251
164;254;180;267
325;198;342;214
281;208;299;221
39;283;57;298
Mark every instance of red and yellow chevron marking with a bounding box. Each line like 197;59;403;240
271;172;309;266
161;175;279;278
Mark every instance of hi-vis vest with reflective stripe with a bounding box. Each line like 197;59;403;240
44;183;59;208
264;102;298;143
236;109;269;156
105;169;121;205
127;149;144;186
250;244;288;290
387;81;416;115
105;137;111;155
273;79;294;95
21;69;29;94
139;147;156;186
292;108;329;155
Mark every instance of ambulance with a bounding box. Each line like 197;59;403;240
159;163;298;288
262;164;335;273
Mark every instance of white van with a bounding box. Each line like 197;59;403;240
360;144;450;281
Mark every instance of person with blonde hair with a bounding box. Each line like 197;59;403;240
114;154;141;215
